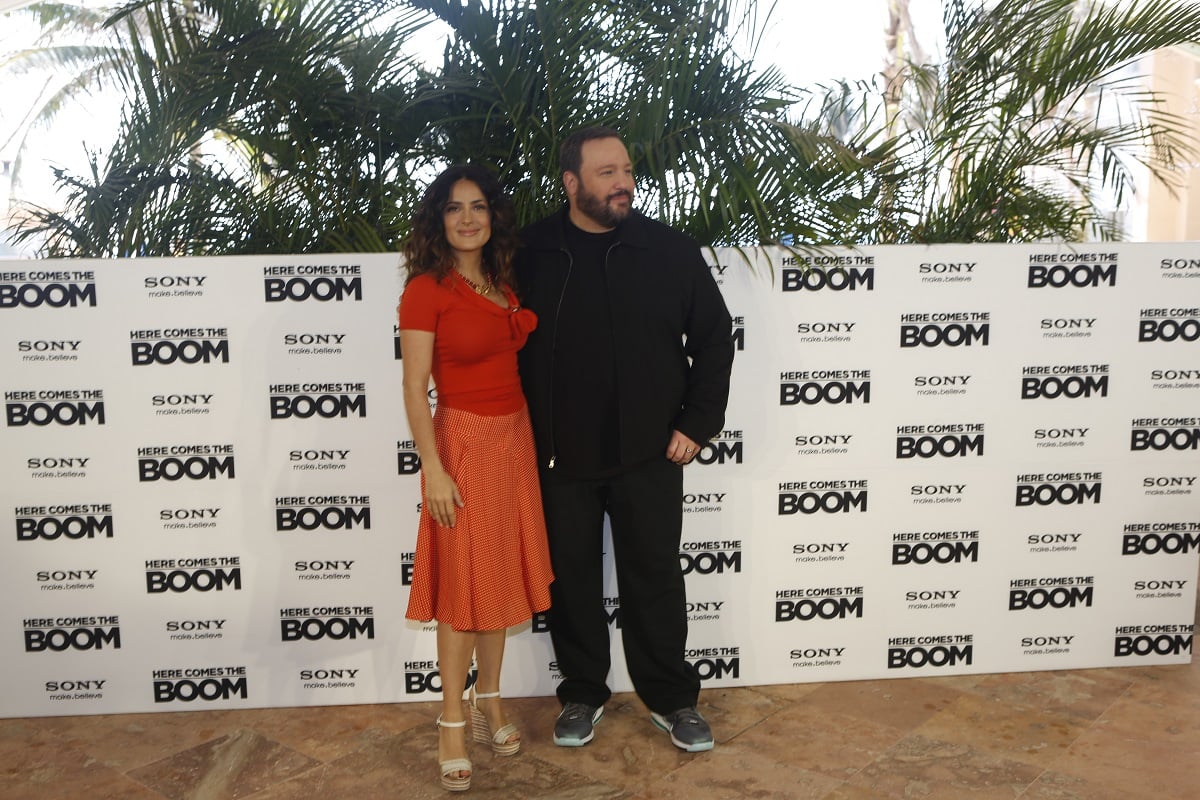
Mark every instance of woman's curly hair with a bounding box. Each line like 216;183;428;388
402;165;519;290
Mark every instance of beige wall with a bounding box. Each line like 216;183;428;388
1145;45;1200;241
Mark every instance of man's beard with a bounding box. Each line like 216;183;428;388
575;183;633;229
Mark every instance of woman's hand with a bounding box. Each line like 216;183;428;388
399;327;463;528
424;467;464;527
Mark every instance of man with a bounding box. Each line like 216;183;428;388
516;126;734;752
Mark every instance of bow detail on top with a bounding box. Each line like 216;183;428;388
509;306;538;340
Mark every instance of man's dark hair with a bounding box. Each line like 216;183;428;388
560;126;623;176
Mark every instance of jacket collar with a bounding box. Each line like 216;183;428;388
532;206;653;251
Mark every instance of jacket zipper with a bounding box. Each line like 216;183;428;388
546;246;573;469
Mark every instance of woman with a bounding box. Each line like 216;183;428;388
398;165;554;792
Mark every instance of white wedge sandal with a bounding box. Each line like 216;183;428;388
436;715;472;791
469;690;521;756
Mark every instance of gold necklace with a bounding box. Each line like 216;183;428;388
457;271;494;295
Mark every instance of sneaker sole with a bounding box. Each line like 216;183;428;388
650;713;714;753
553;707;603;747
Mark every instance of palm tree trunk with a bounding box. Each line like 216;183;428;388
880;0;925;241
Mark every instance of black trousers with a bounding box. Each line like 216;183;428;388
541;457;699;714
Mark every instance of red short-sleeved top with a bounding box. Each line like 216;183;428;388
398;272;537;415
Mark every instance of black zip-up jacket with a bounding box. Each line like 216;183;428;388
516;208;734;471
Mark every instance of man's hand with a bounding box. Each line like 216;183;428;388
666;430;701;465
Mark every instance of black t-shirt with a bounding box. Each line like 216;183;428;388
552;220;621;477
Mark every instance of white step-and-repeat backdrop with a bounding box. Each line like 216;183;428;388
1;244;1197;719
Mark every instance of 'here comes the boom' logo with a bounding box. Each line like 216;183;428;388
130;328;229;365
778;480;868;515
15;503;113;542
896;424;984;459
687;646;741;681
153;666;248;703
6;389;104;427
1130;418;1199;452
1021;365;1109;399
1027;253;1117;288
1114;623;1193;658
145;557;242;593
269;383;367;419
892;530;979;565
780;256;875;292
900;312;989;348
275;496;371;532
264;263;362;302
887;633;973;670
1138;308;1199;342
24;615;120;652
1015;472;1101;506
1;269;96;308
775;586;864;622
1122;521;1200;557
780;370;870;405
1008;576;1094;610
137;445;236;482
280;606;374;641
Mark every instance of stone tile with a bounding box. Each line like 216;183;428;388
1092;661;1200;695
911;672;988;693
967;669;1133;721
627;741;843;800
1048;718;1200;800
0;716;60;751
727;700;905;780
467;752;629;800
1017;769;1150;800
2;655;1198;800
27;709;243;773
1099;680;1200;741
219;702;428;762
239;764;383;800
0;735;165;800
240;758;624;800
817;784;901;800
912;692;1090;768
126;728;321;800
326;721;625;800
695;686;789;740
843;734;1044;799
798;676;967;732
324;726;455;800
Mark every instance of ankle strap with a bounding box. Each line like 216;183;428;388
473;691;501;699
437;715;467;728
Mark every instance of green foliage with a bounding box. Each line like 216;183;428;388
861;0;1200;242
12;0;434;256
5;0;1200;256
409;0;881;244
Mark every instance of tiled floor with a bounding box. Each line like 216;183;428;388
3;613;1197;799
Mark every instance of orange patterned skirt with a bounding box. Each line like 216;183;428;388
405;403;554;631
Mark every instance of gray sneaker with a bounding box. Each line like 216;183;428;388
553;702;603;746
650;707;714;752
